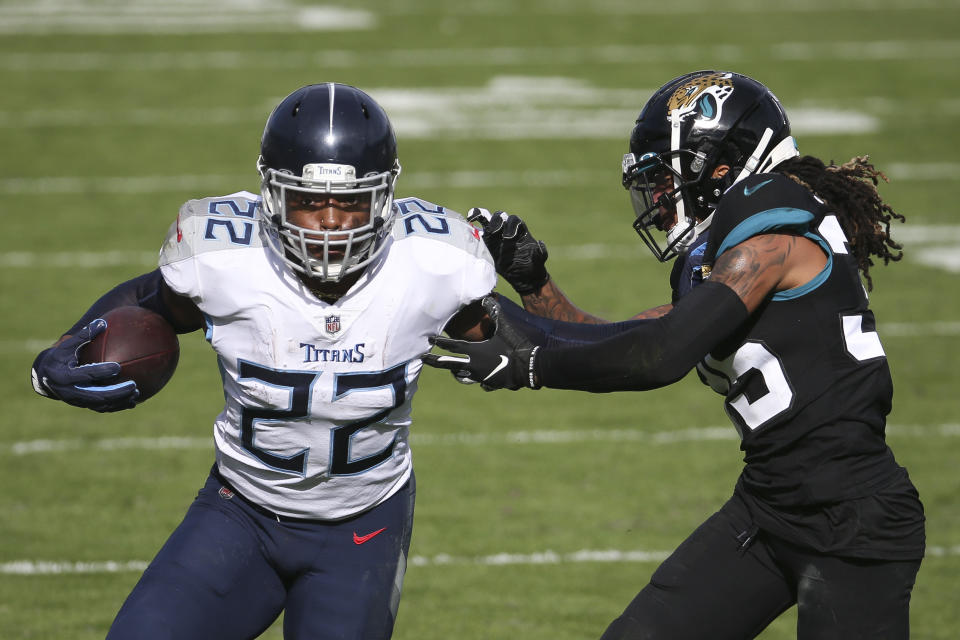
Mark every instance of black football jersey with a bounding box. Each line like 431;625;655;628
698;173;923;558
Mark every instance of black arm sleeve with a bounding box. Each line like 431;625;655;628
535;281;749;392
496;294;655;348
65;269;197;336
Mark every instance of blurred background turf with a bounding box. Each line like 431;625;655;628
1;1;958;638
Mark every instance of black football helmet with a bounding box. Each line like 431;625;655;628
622;71;799;261
257;83;401;281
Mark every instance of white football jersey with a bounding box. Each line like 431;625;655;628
159;192;495;519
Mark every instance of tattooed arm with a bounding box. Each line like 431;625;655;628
519;280;606;323
516;231;816;329
528;232;824;391
708;232;826;313
428;232;824;391
520;277;674;323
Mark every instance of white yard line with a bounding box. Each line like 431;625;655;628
0;2;374;34
1;163;957;198
3;40;960;67
4;424;959;457
0;73;953;140
0;104;880;137
5;544;959;575
380;0;960;15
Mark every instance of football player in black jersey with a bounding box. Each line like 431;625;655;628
425;71;925;639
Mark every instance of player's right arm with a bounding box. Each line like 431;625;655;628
467;207;672;323
30;270;203;411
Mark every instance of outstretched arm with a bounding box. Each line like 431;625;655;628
468;207;672;323
521;279;673;322
425;232;818;392
517;279;608;324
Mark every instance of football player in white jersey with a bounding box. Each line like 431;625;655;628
31;83;496;639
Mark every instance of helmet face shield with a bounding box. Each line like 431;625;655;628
259;160;399;282
623;151;700;261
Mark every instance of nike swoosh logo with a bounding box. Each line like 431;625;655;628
743;179;773;197
353;527;387;545
483;355;509;382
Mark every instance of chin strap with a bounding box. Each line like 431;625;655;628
756;135;800;174
669;108;687;228
732;127;774;186
692;212;714;240
733;131;799;186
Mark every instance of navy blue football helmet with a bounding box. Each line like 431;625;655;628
622;71;799;261
258;83;401;281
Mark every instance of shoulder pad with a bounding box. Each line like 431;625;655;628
391;197;492;262
160;192;265;266
704;174;824;265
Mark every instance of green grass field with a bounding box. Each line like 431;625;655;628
1;0;959;637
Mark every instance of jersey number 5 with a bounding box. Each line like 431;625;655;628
698;313;885;434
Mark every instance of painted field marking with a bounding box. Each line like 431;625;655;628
1;163;958;198
4;424;959;457
4;544;959;575
0;1;374;34
379;0;960;15
3;39;960;69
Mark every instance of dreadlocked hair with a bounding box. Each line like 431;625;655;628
775;155;905;291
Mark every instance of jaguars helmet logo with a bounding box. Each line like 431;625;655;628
666;72;734;129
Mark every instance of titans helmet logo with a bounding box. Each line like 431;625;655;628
666;72;734;129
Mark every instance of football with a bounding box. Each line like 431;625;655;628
78;306;180;403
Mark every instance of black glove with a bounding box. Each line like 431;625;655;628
467;207;549;295
31;318;140;412
423;296;541;391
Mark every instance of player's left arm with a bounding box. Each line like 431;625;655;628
55;269;203;342
425;232;813;391
442;298;491;341
529;232;823;390
468;207;673;323
709;232;824;313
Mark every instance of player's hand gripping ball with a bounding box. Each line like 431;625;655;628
78;306;180;403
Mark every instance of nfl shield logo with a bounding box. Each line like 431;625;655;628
325;315;341;334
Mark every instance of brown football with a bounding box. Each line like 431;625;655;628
78;306;180;403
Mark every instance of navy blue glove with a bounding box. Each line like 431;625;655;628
31;318;140;412
467;208;549;295
424;296;540;391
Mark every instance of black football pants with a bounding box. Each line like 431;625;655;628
599;492;921;640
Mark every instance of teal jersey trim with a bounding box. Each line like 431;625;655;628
771;232;832;301
714;207;815;258
714;207;832;301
